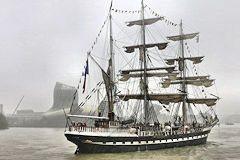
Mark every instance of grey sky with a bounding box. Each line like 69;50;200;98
0;0;239;115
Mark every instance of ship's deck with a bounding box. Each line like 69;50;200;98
65;124;212;138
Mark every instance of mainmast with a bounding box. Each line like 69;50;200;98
141;0;149;125
179;20;187;125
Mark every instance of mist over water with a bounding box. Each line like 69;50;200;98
0;124;239;160
0;0;239;116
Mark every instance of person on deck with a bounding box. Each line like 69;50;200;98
83;123;87;131
98;110;101;117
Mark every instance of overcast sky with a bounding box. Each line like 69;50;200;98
0;0;239;115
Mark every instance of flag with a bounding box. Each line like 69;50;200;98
84;59;89;76
83;59;89;93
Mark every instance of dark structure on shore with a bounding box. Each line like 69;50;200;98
7;82;79;128
0;105;8;129
41;82;79;127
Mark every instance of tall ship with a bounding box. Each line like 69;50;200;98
64;0;219;154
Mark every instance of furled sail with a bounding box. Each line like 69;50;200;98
126;17;164;27
120;72;179;81
118;94;217;106
124;42;168;53
187;98;218;106
120;66;176;74
165;56;204;65
102;69;111;93
167;32;199;41
162;79;214;88
118;93;186;104
101;67;114;114
67;114;109;120
163;76;210;81
118;93;217;106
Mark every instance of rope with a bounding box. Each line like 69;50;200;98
72;81;103;113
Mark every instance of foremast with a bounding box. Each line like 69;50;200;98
108;0;115;121
91;1;115;121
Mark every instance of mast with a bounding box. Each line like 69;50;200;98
109;0;115;120
179;20;187;125
141;0;149;125
110;2;114;82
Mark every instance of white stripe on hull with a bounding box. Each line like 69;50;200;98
78;134;208;146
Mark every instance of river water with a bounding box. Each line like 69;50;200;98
0;124;239;160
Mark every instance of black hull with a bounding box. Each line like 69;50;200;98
65;130;210;154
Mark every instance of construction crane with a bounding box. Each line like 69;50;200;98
12;96;24;115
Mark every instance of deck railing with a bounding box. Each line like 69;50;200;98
67;125;204;137
69;126;130;133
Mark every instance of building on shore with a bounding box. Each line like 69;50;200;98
41;82;79;127
7;82;80;128
7;109;43;127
